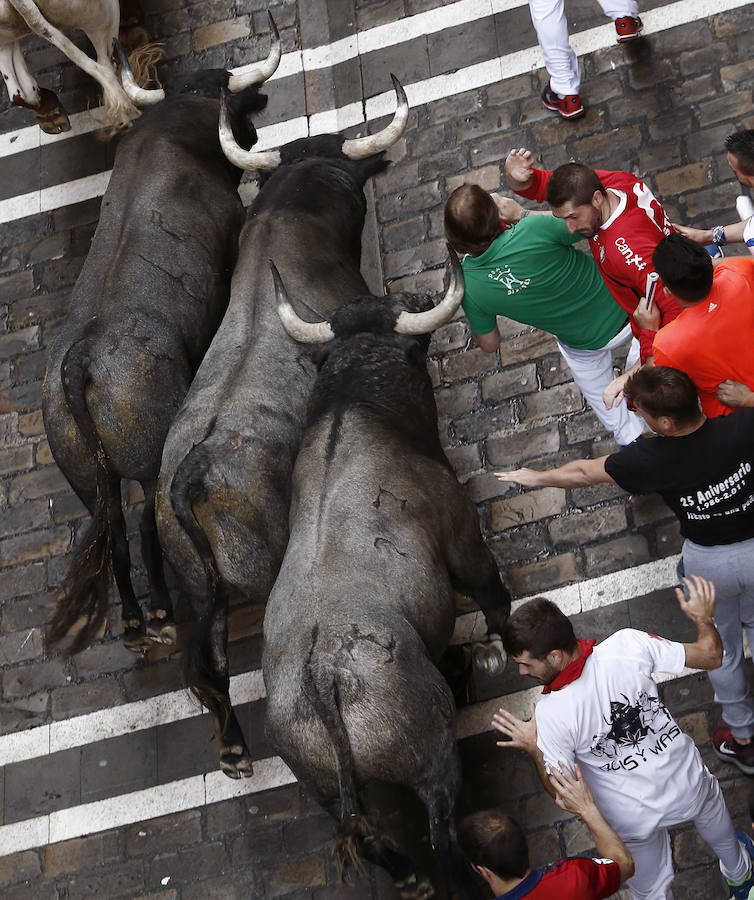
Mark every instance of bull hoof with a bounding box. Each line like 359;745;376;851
122;621;152;652
146;611;176;646
472;636;506;677
395;874;434;900
220;750;254;779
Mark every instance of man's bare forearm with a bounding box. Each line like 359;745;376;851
496;457;613;489
580;806;635;883
534;750;557;798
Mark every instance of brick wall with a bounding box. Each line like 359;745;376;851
1;0;754;897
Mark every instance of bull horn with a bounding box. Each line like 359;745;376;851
218;91;281;170
227;12;282;92
271;261;335;343
341;75;408;159
115;39;165;105
394;247;465;335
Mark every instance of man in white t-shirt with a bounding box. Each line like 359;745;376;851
492;575;754;900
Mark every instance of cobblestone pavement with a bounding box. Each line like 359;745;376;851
0;0;753;897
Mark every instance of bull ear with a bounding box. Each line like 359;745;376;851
311;346;331;368
393;247;465;334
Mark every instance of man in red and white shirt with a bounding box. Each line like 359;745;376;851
505;150;681;388
458;765;632;898
492;575;754;899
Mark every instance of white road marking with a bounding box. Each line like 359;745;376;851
0;657;714;855
0;556;681;771
0;551;726;855
0;0;749;224
0;669;265;768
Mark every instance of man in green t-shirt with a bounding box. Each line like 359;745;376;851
444;183;644;446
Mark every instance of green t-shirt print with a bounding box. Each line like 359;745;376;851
461;215;627;350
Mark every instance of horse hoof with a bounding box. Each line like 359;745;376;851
472;638;507;677
38;114;71;134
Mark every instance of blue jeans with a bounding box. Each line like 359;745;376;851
683;536;754;739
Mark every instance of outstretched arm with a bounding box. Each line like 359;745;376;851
490;193;551;224
549;763;635;884
495;456;613;489
678;575;723;670
505;148;535;192
674;221;748;246
492;704;556;798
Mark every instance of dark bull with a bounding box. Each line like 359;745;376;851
42;19;281;654
263;254;511;899
155;78;409;778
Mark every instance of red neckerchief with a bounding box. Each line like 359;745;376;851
541;638;596;694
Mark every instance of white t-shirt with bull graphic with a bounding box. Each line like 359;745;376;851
536;629;704;841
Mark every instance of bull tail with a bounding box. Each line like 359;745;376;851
170;424;230;717
169;423;220;604
46;332;122;654
302;626;390;879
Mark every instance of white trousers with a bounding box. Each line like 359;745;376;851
528;0;639;95
624;768;749;899
557;322;644;447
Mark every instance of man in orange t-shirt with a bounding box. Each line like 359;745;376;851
650;234;754;417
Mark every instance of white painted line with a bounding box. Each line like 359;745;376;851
0;655;707;856
1;0;748;225
0;557;679;768
309;101;366;137
1;670;266;769
357;0;498;55
0;188;42;224
302;35;358;71
39;170;111;214
0;815;49;856
48;774;206;844
1;756;296;855
255;114;309;150
0;0;747;177
0;724;49;769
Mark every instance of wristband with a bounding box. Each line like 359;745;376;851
712;225;727;246
521;209;530;218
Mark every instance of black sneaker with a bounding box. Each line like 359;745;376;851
714;726;754;775
540;82;585;120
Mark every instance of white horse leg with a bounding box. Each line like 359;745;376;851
2;39;70;132
0;40;39;105
8;0;138;132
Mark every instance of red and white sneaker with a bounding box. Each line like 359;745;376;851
713;726;754;775
541;82;585;120
615;15;643;42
